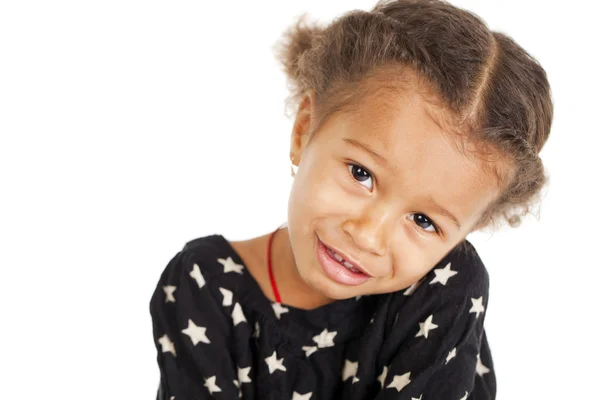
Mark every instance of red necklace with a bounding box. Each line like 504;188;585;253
267;226;281;303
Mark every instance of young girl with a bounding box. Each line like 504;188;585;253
150;0;552;398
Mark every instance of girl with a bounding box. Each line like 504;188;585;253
150;0;552;398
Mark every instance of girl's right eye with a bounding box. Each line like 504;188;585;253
347;163;373;191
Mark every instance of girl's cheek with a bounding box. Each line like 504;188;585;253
404;223;420;242
388;232;426;277
312;171;346;200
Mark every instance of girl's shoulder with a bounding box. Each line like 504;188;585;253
446;239;490;297
384;239;490;325
155;234;246;293
181;233;228;260
443;239;489;294
365;241;495;400
422;239;488;294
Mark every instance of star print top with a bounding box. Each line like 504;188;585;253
150;234;497;399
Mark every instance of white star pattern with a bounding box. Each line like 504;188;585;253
342;360;359;381
189;264;205;289
163;285;176;302
158;334;176;357
476;353;490;377
272;302;289;319
233;380;241;398
154;238;494;397
292;392;312;400
470;296;485;318
203;376;221;394
429;262;458;286
238;366;251;384
378;366;388;387
232;303;247;326
181;319;210;345
415;314;439;338
253;321;260;339
265;351;286;374
446;347;457;364
386;372;411;392
302;346;318;357
312;329;337;348
218;257;244;274
219;287;233;306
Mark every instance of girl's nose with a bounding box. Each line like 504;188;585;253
342;207;393;258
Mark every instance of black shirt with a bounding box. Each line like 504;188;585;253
150;234;496;399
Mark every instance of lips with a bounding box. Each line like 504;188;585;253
316;237;372;286
326;246;362;272
323;244;371;276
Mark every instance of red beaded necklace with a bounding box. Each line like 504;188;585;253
267;226;281;303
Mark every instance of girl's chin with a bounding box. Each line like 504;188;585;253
305;271;366;300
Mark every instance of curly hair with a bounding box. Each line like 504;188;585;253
273;0;553;233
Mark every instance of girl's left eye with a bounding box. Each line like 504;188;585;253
408;213;440;235
347;163;373;190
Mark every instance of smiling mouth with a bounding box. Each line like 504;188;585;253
325;247;361;273
316;237;372;286
322;243;371;277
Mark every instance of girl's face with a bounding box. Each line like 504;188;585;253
287;85;503;300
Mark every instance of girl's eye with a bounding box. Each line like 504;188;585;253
347;163;373;190
408;213;440;235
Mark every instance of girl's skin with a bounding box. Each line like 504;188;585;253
231;75;506;310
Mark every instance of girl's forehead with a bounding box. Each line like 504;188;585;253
333;88;458;158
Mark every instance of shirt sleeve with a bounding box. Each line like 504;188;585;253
150;247;239;399
373;250;496;399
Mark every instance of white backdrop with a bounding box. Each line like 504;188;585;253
1;1;598;398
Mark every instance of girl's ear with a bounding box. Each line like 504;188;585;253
290;89;317;166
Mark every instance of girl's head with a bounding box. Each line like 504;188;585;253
274;0;553;300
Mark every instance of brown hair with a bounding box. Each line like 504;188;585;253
273;0;553;233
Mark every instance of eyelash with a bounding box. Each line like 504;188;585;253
345;162;442;236
345;161;375;191
408;213;441;236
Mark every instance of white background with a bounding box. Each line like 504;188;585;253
1;1;598;398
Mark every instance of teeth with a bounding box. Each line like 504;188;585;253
326;246;361;272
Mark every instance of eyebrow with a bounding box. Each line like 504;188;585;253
342;138;389;168
428;196;462;230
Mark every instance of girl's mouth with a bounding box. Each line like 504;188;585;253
325;246;363;274
316;238;371;286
